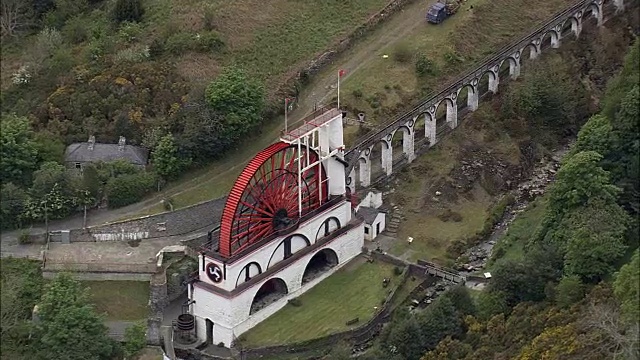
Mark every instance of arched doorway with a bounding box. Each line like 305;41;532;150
302;248;339;285
250;278;288;315
205;318;214;344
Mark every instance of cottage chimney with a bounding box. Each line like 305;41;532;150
118;136;126;151
88;135;95;151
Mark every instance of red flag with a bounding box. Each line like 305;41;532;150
339;69;346;77
285;97;295;104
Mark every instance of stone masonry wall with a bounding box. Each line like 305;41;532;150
68;197;227;242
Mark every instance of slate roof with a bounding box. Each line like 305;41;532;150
64;142;149;166
357;206;382;225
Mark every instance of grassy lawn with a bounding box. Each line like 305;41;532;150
390;185;492;264
135;347;165;360
240;258;403;347
83;281;150;321
486;196;549;270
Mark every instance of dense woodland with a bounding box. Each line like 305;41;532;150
0;0;267;228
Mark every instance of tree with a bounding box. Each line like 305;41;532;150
476;291;509;321
36;274;114;360
0;183;29;229
601;39;639;120
0;0;32;39
441;285;475;316
82;163;101;200
205;67;265;140
557;198;629;282
28;162;82;220
111;0;144;23
172;103;232;163
417;296;463;351
548;151;620;215
34;131;65;164
571;114;613;159
536;151;621;244
490;243;563;306
152;133;187;179
500;56;587;145
105;171;156;208
609;85;640;213
123;322;147;358
555;275;585;309
1;259;43;355
385;316;425;360
421;336;473;360
515;324;583;360
0;114;39;185
613;250;640;322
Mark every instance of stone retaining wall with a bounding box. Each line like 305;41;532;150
67;197;227;243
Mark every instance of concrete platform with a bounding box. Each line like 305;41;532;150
44;238;178;275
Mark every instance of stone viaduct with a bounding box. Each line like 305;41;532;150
344;0;628;190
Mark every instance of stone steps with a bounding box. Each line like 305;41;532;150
381;205;404;237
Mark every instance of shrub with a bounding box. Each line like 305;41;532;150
114;44;150;63
33;28;63;61
123;322;146;358
49;48;77;75
112;0;144;24
287;298;302;307
63;16;90;44
443;51;464;65
117;21;143;43
18;229;32;244
415;53;437;77
165;31;224;55
446;238;467;258
393;266;403;276
105;171;156;208
195;32;224;53
393;42;412;63
352;88;363;98
162;197;174;211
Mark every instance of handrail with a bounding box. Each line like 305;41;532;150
346;0;595;153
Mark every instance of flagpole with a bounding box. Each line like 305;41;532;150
337;72;340;109
285;98;288;133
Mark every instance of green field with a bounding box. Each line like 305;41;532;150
83;281;150;321
240;258;403;347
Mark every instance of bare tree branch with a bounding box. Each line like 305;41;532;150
1;0;32;39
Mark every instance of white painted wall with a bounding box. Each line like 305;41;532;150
191;223;364;346
198;201;353;292
364;212;386;241
356;191;383;209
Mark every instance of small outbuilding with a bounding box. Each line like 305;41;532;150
357;206;386;241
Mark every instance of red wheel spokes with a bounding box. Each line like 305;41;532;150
219;142;329;257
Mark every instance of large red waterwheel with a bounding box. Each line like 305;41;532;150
218;142;328;257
